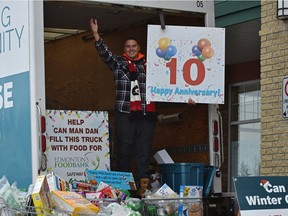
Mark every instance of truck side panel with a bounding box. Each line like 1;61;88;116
0;72;32;187
0;0;45;189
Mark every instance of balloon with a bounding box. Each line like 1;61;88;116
202;46;214;59
197;55;205;61
158;37;171;51
156;47;167;58
164;55;171;61
166;45;177;57
192;45;202;56
197;38;211;50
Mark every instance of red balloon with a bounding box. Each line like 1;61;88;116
197;38;211;50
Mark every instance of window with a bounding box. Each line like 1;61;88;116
229;81;260;191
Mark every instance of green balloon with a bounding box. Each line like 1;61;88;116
197;55;206;61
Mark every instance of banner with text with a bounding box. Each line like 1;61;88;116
234;176;288;216
0;1;32;188
46;110;110;182
146;25;225;104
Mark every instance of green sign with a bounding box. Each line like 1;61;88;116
235;176;288;216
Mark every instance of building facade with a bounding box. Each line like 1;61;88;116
215;1;261;190
260;1;288;175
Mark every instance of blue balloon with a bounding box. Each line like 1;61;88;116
156;47;166;58
192;45;202;56
166;45;177;57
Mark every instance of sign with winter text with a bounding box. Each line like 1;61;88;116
46;110;110;183
146;25;225;104
234;176;288;216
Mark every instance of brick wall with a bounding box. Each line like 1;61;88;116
260;1;288;175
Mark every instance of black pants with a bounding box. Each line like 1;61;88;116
115;111;156;180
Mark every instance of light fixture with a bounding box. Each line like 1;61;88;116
277;0;288;20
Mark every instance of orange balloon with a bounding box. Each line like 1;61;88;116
158;37;171;51
197;38;211;50
202;46;214;59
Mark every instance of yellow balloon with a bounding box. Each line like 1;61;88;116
158;37;171;51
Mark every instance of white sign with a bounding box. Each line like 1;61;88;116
0;1;29;77
46;110;110;182
0;0;33;189
146;25;225;104
282;77;288;119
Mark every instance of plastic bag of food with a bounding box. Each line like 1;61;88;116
0;175;21;209
11;181;29;205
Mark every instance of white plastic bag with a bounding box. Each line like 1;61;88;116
0;175;21;209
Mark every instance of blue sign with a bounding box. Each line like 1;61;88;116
0;71;31;189
86;170;136;190
235;176;288;216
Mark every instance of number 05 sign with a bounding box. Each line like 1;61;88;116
146;25;225;104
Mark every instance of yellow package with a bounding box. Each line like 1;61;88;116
31;175;51;215
51;190;99;215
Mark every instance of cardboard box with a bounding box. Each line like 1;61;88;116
31;175;51;215
51;190;99;215
182;185;203;198
71;180;93;192
95;182;117;198
153;149;174;164
46;172;70;192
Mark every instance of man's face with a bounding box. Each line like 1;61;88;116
124;39;140;60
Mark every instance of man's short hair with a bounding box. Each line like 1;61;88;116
124;37;139;44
